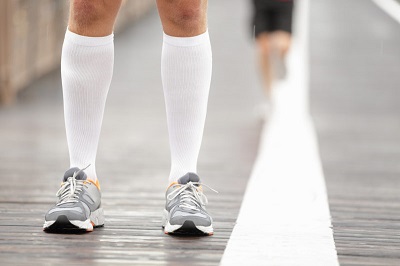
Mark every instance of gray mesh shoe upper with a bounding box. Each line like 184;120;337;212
45;167;101;222
165;173;213;227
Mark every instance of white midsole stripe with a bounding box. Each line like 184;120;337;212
220;0;339;265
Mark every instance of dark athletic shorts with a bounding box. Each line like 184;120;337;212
252;0;294;37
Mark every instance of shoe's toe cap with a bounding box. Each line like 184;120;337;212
45;201;90;222
169;207;212;226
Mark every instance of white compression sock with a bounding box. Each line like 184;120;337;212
61;29;114;181
161;31;212;183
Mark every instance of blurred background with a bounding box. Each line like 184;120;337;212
0;0;156;104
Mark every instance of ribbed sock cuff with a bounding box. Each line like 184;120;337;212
65;28;114;47
163;30;210;47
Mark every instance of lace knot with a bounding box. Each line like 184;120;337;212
167;182;218;211
55;166;89;205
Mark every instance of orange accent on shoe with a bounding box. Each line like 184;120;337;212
60;179;101;190
86;179;101;190
167;182;179;189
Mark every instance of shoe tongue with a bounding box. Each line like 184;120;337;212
177;172;200;184
63;167;87;182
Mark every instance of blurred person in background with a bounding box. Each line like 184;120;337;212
43;0;215;236
252;0;294;112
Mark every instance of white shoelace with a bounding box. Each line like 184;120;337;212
56;166;89;206
167;182;218;211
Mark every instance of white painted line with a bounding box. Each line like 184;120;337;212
371;0;400;24
220;0;339;265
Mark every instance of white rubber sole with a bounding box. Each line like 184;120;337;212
162;209;214;235
43;207;104;232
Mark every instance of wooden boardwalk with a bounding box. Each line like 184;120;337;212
1;0;400;265
0;0;261;265
310;0;400;265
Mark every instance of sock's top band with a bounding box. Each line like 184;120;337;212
163;30;210;47
65;28;114;47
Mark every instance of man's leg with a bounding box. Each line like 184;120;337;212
269;31;291;60
64;0;122;181
43;0;122;232
256;30;291;96
157;0;211;183
256;32;273;95
157;0;214;235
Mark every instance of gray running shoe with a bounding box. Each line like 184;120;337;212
162;173;216;235
43;166;104;232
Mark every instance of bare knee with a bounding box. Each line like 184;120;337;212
69;0;122;36
271;31;291;56
280;40;291;55
176;2;203;26
157;0;207;36
70;0;104;28
276;38;291;56
256;34;271;58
